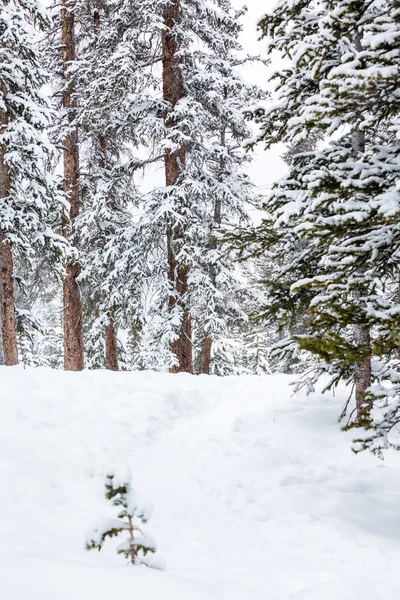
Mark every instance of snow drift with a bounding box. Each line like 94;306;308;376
0;367;399;599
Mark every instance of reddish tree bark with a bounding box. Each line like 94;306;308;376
61;0;84;371
162;0;193;373
199;336;212;375
105;316;118;371
0;88;18;366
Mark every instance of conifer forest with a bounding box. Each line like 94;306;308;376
1;1;400;599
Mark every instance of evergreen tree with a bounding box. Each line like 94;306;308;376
0;0;67;365
46;0;86;371
73;0;163;371
136;0;267;373
241;0;400;415
86;471;164;569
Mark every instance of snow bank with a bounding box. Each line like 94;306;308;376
0;366;399;599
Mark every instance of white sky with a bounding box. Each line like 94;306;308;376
231;0;287;195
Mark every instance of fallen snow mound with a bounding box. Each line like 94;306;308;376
0;367;399;599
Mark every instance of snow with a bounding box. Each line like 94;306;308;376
0;366;400;599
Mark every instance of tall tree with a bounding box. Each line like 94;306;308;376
0;0;66;366
60;0;84;371
73;0;162;370
243;0;400;412
162;0;192;373
136;0;265;374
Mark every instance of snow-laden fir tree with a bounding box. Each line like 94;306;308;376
242;0;400;419
0;0;67;366
72;0;165;371
134;0;267;373
188;38;268;375
86;470;164;569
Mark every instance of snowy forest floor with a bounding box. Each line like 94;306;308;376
0;368;399;600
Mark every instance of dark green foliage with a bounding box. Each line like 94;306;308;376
85;472;163;568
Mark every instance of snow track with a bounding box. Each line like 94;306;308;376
0;367;399;599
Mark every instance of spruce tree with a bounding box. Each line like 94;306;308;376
136;0;266;373
86;471;164;569
244;0;400;414
57;0;85;371
70;0;163;371
0;0;67;366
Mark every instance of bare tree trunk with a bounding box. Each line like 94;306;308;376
199;336;212;375
163;0;193;374
0;310;3;365
352;128;371;413
0;90;18;366
105;316;118;371
61;0;84;371
0;234;18;366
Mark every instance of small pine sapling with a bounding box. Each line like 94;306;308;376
85;471;164;569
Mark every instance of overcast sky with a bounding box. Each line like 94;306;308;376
231;0;287;195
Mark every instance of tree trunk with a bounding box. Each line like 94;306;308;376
105;316;118;371
61;0;84;371
352;128;371;413
0;90;18;366
199;336;212;375
162;0;193;373
0;234;18;366
0;310;4;365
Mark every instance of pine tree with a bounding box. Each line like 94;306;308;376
0;0;67;366
72;0;163;371
85;471;164;569
242;0;400;414
58;0;85;371
135;0;267;374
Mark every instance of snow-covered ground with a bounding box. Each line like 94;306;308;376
0;367;399;599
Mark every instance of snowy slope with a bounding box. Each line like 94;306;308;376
0;367;399;599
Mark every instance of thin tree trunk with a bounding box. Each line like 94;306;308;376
0;89;18;366
0;234;18;366
199;336;212;375
162;0;193;373
61;0;84;371
105;316;118;371
93;1;119;371
352;128;371;413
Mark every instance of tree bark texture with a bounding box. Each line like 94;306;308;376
162;0;193;373
105;316;118;371
62;0;84;371
0;89;18;366
199;336;212;375
0;309;3;365
352;129;371;412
